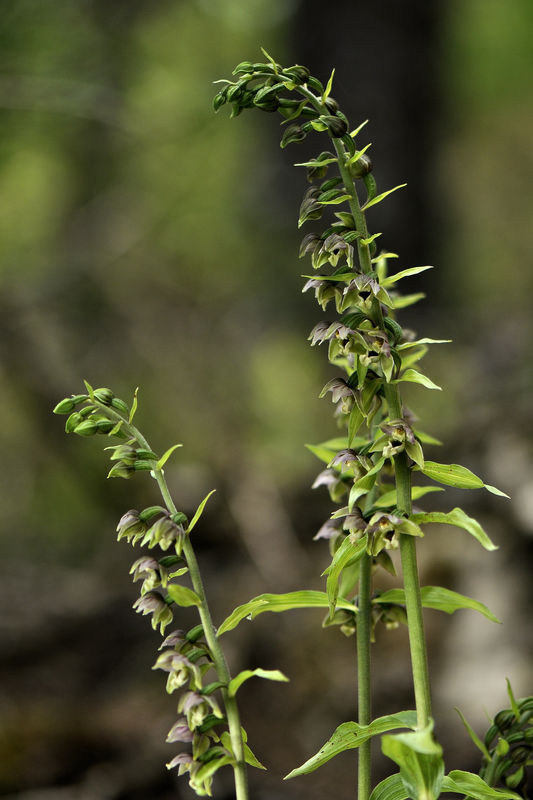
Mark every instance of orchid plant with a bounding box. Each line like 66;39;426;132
53;52;532;800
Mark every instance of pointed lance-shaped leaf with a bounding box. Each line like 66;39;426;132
217;591;357;635
167;584;201;608
369;774;409;800
362;183;407;211
418;462;509;498
394;369;442;391
375;586;500;623
411;507;498;551
442;770;522;800
381;265;434;287
157;443;183;470
324;534;368;615
228;668;289;697
187;489;216;533
285;711;417;779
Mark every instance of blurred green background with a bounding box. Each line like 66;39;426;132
1;1;532;798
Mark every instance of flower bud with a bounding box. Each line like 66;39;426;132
110;397;129;415
323;115;348;138
94;387;114;405
65;412;83;433
108;461;135;479
280;124;306;149
324;96;339;113
53;394;87;414
282;65;310;84
350;152;373;178
73;419;99;437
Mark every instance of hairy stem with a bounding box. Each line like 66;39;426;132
357;552;373;800
384;384;432;728
154;471;249;800
327;127;434;730
95;402;249;800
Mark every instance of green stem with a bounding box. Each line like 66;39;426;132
96;402;249;800
357;552;373;800
154;471;249;800
384;384;432;729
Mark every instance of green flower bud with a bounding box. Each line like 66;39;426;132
212;91;227;112
282;65;310;84
324;96;339;113
110;397;129;415
280;124;306;149
53;394;87;414
350;152;373;178
232;61;254;76
323;115;348;138
117;509;147;543
65;411;83;433
108;461;135;479
94;387;114;405
74;419;99;436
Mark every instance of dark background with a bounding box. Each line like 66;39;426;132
1;1;532;798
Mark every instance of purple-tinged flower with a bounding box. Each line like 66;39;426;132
314;518;342;540
153;651;202;692
130;556;168;594
328;449;359;469
179;691;223;730
116;509;147;544
166;752;194;774
132;591;173;634
319;378;355;405
166;718;194;743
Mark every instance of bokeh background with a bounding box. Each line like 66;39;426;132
1;1;532;798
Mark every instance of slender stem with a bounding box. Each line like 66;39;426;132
357;552;373;800
322;130;434;730
96;402;249;800
155;468;249;800
384;384;432;728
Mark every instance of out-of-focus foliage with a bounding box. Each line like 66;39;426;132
1;1;532;798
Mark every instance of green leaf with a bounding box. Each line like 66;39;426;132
187;489;216;533
156;443;183;470
324;534;367;615
294;156;337;168
374;486;443;509
419;462;510;498
228;668;289;697
129;387;139;423
285;711;417;779
382;723;444;800
442;770;522;800
319;193;351;205
506;678;521;721
322;67;335;101
397;338;451;350
382;265;433;286
375;586;500;624
218;591;357;635
392;292;426;309
414;429;443;446
83;379;95;400
370;774;408;800
455;708;491;759
348;405;365;446
362;183;407;211
412;507;498;551
395;369;442;391
243;742;266;770
193;755;233;787
167;584;201;608
350;119;369;138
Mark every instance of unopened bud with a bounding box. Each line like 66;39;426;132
94;388;114;405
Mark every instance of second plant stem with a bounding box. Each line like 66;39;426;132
98;404;249;800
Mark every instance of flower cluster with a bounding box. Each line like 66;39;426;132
478;693;533;796
54;384;252;797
